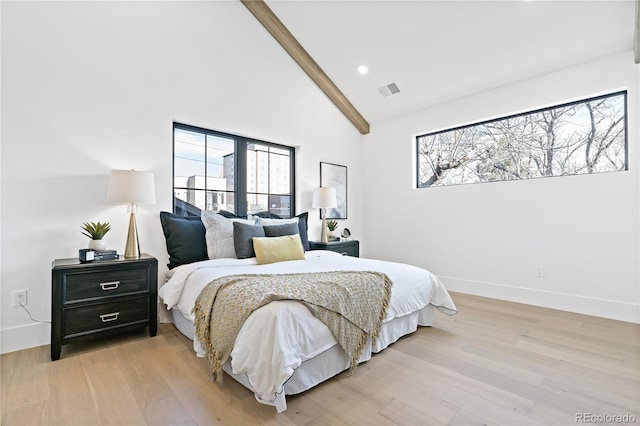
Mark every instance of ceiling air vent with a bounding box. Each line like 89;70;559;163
378;82;400;97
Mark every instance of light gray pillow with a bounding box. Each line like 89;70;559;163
233;222;265;259
201;211;255;259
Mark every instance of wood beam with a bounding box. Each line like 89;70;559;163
635;0;640;64
241;0;370;135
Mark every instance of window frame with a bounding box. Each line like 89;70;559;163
173;122;296;218
415;90;628;188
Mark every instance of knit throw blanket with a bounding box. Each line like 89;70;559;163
193;271;393;382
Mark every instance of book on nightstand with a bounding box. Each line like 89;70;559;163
94;250;118;261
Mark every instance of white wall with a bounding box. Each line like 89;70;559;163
362;51;639;323
0;1;364;353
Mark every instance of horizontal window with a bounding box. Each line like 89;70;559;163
416;91;627;188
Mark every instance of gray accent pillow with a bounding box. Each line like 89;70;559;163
263;222;300;238
233;222;265;259
256;214;310;251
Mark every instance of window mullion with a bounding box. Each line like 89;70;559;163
236;139;247;217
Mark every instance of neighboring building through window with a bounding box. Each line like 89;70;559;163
416;91;628;188
173;123;295;217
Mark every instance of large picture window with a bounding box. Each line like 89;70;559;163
416;91;627;188
173;123;295;217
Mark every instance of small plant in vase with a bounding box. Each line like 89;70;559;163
81;221;111;251
326;220;339;240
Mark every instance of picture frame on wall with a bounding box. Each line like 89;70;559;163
320;162;347;219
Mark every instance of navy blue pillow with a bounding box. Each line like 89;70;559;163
159;212;208;269
255;211;283;219
295;212;310;251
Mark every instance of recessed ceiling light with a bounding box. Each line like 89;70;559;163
357;65;368;75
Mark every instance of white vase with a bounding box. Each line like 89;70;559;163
89;239;107;251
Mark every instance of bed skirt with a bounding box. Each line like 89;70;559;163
170;303;435;411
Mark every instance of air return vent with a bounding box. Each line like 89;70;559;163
378;82;400;97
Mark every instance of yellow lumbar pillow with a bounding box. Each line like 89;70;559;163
253;234;305;265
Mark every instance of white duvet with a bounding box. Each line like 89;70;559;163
158;251;457;405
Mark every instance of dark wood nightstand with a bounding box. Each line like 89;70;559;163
50;254;158;360
309;240;359;257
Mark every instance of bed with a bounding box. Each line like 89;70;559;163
158;211;457;412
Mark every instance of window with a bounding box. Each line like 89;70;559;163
416;91;627;188
173;123;295;217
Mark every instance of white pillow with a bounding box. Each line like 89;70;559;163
255;217;299;226
201;211;255;259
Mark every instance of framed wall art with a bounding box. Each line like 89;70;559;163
320;162;347;219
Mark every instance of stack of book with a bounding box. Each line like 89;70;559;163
94;250;118;261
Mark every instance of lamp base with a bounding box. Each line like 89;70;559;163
320;208;328;243
124;211;140;259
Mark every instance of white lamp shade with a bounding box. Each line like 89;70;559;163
108;170;156;204
312;187;337;208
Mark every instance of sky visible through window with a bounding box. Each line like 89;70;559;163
417;91;627;188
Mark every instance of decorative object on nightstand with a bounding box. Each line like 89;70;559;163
309;240;359;257
81;221;111;251
312;187;337;243
108;169;156;259
341;227;352;240
50;254;158;360
326;220;339;240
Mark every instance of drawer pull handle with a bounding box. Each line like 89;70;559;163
100;281;120;291
99;312;120;322
340;252;349;256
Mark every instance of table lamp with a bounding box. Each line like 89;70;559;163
108;169;156;259
312;187;337;243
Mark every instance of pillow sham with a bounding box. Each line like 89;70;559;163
254;211;282;219
233;222;265;259
295;212;310;251
253;234;305;265
256;212;310;251
263;222;300;238
159;212;208;269
217;210;244;219
201;210;255;259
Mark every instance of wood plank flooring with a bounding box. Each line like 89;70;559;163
1;292;638;425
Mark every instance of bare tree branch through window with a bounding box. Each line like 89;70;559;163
416;92;627;188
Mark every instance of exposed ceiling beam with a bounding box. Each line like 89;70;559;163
240;0;370;135
635;0;640;64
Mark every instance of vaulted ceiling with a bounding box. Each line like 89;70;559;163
257;0;636;130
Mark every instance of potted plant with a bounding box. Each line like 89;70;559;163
326;220;339;240
81;221;111;251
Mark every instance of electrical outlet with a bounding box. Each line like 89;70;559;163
12;290;27;307
536;265;545;278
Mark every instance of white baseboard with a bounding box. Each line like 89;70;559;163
440;276;640;324
1;322;50;355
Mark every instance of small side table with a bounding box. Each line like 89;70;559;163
50;254;158;360
309;240;359;257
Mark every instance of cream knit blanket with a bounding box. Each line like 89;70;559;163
193;271;393;382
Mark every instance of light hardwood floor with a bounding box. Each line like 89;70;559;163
2;292;638;425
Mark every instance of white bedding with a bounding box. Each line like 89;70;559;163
158;250;457;409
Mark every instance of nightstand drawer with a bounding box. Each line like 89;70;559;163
63;266;150;303
63;295;149;338
337;244;359;257
309;240;359;257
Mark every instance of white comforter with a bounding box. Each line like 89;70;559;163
158;251;456;405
